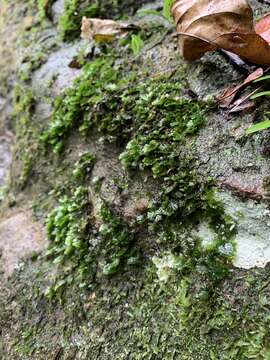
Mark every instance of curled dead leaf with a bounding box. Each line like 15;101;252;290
171;0;270;65
81;17;140;42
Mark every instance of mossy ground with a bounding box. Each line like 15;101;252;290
1;0;270;359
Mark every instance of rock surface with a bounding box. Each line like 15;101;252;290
0;211;47;279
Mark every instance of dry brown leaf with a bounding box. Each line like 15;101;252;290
228;99;255;113
171;0;270;65
217;67;263;107
81;17;139;42
228;86;262;113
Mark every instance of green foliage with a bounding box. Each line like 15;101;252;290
163;0;175;21
254;75;270;83
246;74;270;134
246;118;270;134
130;34;144;55
251;91;270;99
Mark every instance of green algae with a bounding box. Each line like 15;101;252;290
12;86;38;189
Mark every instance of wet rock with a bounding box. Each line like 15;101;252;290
52;0;65;24
219;191;270;269
0;132;13;186
32;42;83;98
196;191;270;269
220;173;265;200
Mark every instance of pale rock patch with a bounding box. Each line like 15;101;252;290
0;211;47;278
196;192;270;269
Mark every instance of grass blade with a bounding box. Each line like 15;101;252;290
253;75;270;83
250;91;270;99
246;119;270;134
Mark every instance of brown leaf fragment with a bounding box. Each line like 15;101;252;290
228;86;262;113
228;100;255;113
172;0;270;65
81;17;140;42
217;67;263;107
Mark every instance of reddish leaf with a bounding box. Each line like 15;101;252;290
255;13;270;44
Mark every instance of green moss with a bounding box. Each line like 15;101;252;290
72;151;96;180
99;204;138;275
12;86;38;188
41;56;195;153
40;47;236;290
41;57;124;152
4;256;270;359
44;148;138;295
19;52;47;82
38;0;54;19
4;1;270;358
46;186;90;260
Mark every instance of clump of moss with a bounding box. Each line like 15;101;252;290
41;48;236;289
41;57;125;153
99;204;138;275
41;56;191;153
46;186;91;262
45;149;138;294
19;52;47;82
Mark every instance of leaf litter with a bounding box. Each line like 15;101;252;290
171;0;270;65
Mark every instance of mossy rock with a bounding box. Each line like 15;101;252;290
1;0;270;359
